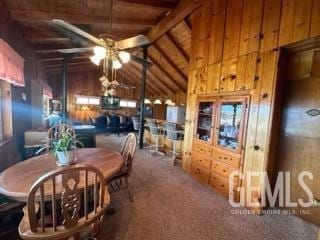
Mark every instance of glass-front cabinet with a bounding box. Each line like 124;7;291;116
192;95;249;201
195;100;215;143
215;99;246;153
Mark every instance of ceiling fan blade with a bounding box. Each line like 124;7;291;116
57;47;93;54
131;55;153;67
116;35;150;50
52;19;105;47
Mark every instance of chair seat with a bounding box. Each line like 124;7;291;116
109;167;129;180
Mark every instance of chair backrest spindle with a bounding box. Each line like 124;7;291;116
19;165;109;240
84;170;88;219
39;185;45;232
51;177;57;231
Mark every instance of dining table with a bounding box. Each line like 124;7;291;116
0;148;124;202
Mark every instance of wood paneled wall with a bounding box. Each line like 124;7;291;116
49;69;140;123
0;0;48;171
183;0;320;208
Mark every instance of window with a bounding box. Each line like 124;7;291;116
43;95;51;118
0;80;13;144
120;99;137;108
75;95;101;106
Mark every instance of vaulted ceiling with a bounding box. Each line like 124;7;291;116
3;0;197;97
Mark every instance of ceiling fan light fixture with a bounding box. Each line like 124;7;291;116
112;60;122;69
119;51;131;63
90;55;101;65
93;46;107;59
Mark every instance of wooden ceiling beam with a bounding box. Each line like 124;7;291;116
117;69;154;96
116;71;139;89
145;0;202;43
145;68;176;95
181;19;191;34
46;65;99;73
147;53;186;92
153;43;188;81
114;71;146;95
129;62;174;95
42;59;90;66
39;55;89;62
117;0;178;9
45;61;94;68
121;66;161;95
9;10;157;27
147;64;180;93
22;26;138;40
124;67;161;96
130;61;175;93
165;32;190;62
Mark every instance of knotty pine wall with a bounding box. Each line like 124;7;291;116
183;0;320;208
0;0;48;171
49;69;140;123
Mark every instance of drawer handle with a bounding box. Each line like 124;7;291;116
224;157;227;160
219;156;222;159
223;170;226;172
221;184;224;187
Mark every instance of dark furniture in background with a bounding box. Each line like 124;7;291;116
73;125;96;147
90;114;133;136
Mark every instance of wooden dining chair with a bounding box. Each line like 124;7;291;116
48;124;76;150
108;133;137;201
19;165;110;240
37;124;76;155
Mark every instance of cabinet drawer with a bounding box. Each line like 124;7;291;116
192;142;212;156
209;173;238;197
211;160;238;179
192;153;212;169
191;163;210;183
214;151;241;168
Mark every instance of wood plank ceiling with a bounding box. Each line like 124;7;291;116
3;0;194;96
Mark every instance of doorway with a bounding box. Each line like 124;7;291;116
275;42;320;225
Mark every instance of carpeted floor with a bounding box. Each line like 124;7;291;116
96;134;319;240
2;134;318;240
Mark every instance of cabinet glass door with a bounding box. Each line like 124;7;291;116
196;101;214;142
216;101;244;151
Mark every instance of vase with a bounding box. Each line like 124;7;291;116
56;150;74;166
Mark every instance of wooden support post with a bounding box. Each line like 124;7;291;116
139;46;148;149
61;57;68;123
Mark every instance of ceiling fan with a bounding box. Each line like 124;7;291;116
52;19;150;67
51;0;150;95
